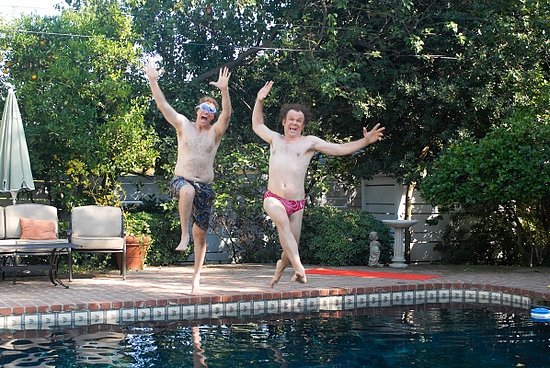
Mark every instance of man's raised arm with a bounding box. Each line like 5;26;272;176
143;59;183;128
252;81;275;143
210;67;232;137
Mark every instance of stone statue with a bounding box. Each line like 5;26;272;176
368;231;382;267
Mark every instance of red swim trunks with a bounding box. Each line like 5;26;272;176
263;190;306;216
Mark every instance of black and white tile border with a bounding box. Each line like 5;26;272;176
0;289;532;332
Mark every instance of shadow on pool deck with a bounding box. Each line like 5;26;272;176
1;263;549;317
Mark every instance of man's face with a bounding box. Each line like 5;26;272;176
282;109;305;137
195;102;217;125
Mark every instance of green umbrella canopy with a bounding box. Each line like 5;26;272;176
0;88;35;204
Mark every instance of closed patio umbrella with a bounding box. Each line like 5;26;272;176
0;88;35;204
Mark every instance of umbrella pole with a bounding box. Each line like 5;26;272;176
10;191;17;205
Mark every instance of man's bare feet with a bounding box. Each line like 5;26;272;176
269;260;285;288
291;271;307;284
269;274;282;288
175;236;189;252
191;276;200;295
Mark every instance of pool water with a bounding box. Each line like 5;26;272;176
1;307;548;367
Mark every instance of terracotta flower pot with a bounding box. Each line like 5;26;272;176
116;235;151;271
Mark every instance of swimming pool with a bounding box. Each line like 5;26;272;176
0;306;548;367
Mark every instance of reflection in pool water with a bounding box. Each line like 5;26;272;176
0;306;548;367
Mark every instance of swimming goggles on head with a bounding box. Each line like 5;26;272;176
195;102;217;114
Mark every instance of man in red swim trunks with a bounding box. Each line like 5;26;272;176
252;81;385;287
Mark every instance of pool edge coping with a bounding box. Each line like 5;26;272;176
2;282;548;331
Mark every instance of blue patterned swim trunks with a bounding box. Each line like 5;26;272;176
170;176;215;231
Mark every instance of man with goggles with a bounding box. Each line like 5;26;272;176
195;102;217;114
144;59;232;295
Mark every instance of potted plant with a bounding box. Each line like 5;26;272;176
117;211;154;271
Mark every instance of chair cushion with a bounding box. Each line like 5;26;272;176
0;239;67;255
15;239;68;245
71;236;124;251
71;206;122;238
20;218;58;240
13;240;70;255
5;204;59;238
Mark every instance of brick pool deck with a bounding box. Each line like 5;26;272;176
1;264;549;318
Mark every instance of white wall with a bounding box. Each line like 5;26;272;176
119;175;167;205
361;175;446;263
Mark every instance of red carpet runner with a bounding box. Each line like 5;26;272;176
306;267;440;281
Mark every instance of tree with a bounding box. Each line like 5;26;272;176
0;0;159;209
126;0;548;186
419;86;550;265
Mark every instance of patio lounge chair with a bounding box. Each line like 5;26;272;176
68;205;126;281
0;203;71;286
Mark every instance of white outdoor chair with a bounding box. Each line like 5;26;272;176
68;205;126;280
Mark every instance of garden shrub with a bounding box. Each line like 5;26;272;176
440;208;522;265
300;206;392;266
210;194;278;264
125;200;185;266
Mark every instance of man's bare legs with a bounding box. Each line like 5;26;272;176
191;224;208;295
173;183;208;294
176;185;195;251
264;198;307;286
269;212;303;287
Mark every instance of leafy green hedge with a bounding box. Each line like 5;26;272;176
125;203;394;268
421;101;550;266
300;206;393;266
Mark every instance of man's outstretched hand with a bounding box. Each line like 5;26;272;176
209;67;231;90
143;58;164;82
363;123;385;145
256;81;274;102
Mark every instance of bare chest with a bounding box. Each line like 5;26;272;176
180;126;217;155
271;137;313;163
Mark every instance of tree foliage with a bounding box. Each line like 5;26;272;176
0;0;159;210
125;0;548;182
420;87;550;265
